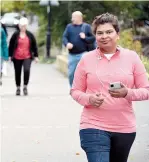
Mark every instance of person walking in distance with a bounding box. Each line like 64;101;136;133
62;11;95;87
9;17;39;96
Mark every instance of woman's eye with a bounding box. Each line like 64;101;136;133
107;31;113;34
97;33;102;35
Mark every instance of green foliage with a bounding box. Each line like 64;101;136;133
50;2;69;47
5;1;148;53
141;56;149;75
1;1;27;13
24;1;47;17
37;25;46;47
119;29;149;74
49;1;149;47
37;15;47;47
118;29;142;55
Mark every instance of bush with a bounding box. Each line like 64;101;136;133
119;29;149;75
37;15;47;48
118;29;142;55
141;56;149;75
37;24;46;47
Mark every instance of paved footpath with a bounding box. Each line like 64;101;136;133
0;63;149;162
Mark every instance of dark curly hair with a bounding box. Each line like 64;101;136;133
92;13;120;35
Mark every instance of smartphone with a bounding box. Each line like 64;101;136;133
109;82;122;90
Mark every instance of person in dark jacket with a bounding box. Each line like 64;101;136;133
62;11;96;87
9;17;39;96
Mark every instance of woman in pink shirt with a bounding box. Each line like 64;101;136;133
71;13;149;162
9;17;39;96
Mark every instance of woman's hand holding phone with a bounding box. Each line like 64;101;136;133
109;82;128;98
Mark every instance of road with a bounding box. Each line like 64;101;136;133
0;63;149;162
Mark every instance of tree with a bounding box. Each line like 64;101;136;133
5;1;147;47
1;1;27;13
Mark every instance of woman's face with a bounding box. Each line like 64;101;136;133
96;23;119;51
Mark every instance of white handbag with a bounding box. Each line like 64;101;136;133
2;61;8;76
2;61;13;77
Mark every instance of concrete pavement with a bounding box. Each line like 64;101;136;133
0;63;149;162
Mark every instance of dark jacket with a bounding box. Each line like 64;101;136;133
62;23;95;54
9;30;38;59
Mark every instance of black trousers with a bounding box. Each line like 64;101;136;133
13;58;32;87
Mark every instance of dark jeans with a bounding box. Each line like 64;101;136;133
13;58;32;87
80;128;136;162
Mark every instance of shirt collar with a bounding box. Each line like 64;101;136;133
96;46;121;58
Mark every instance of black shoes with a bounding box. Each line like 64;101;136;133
16;87;28;96
23;87;28;96
16;88;21;96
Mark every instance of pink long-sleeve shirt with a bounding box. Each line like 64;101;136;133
71;47;149;133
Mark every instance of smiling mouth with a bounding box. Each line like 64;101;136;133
102;41;109;44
